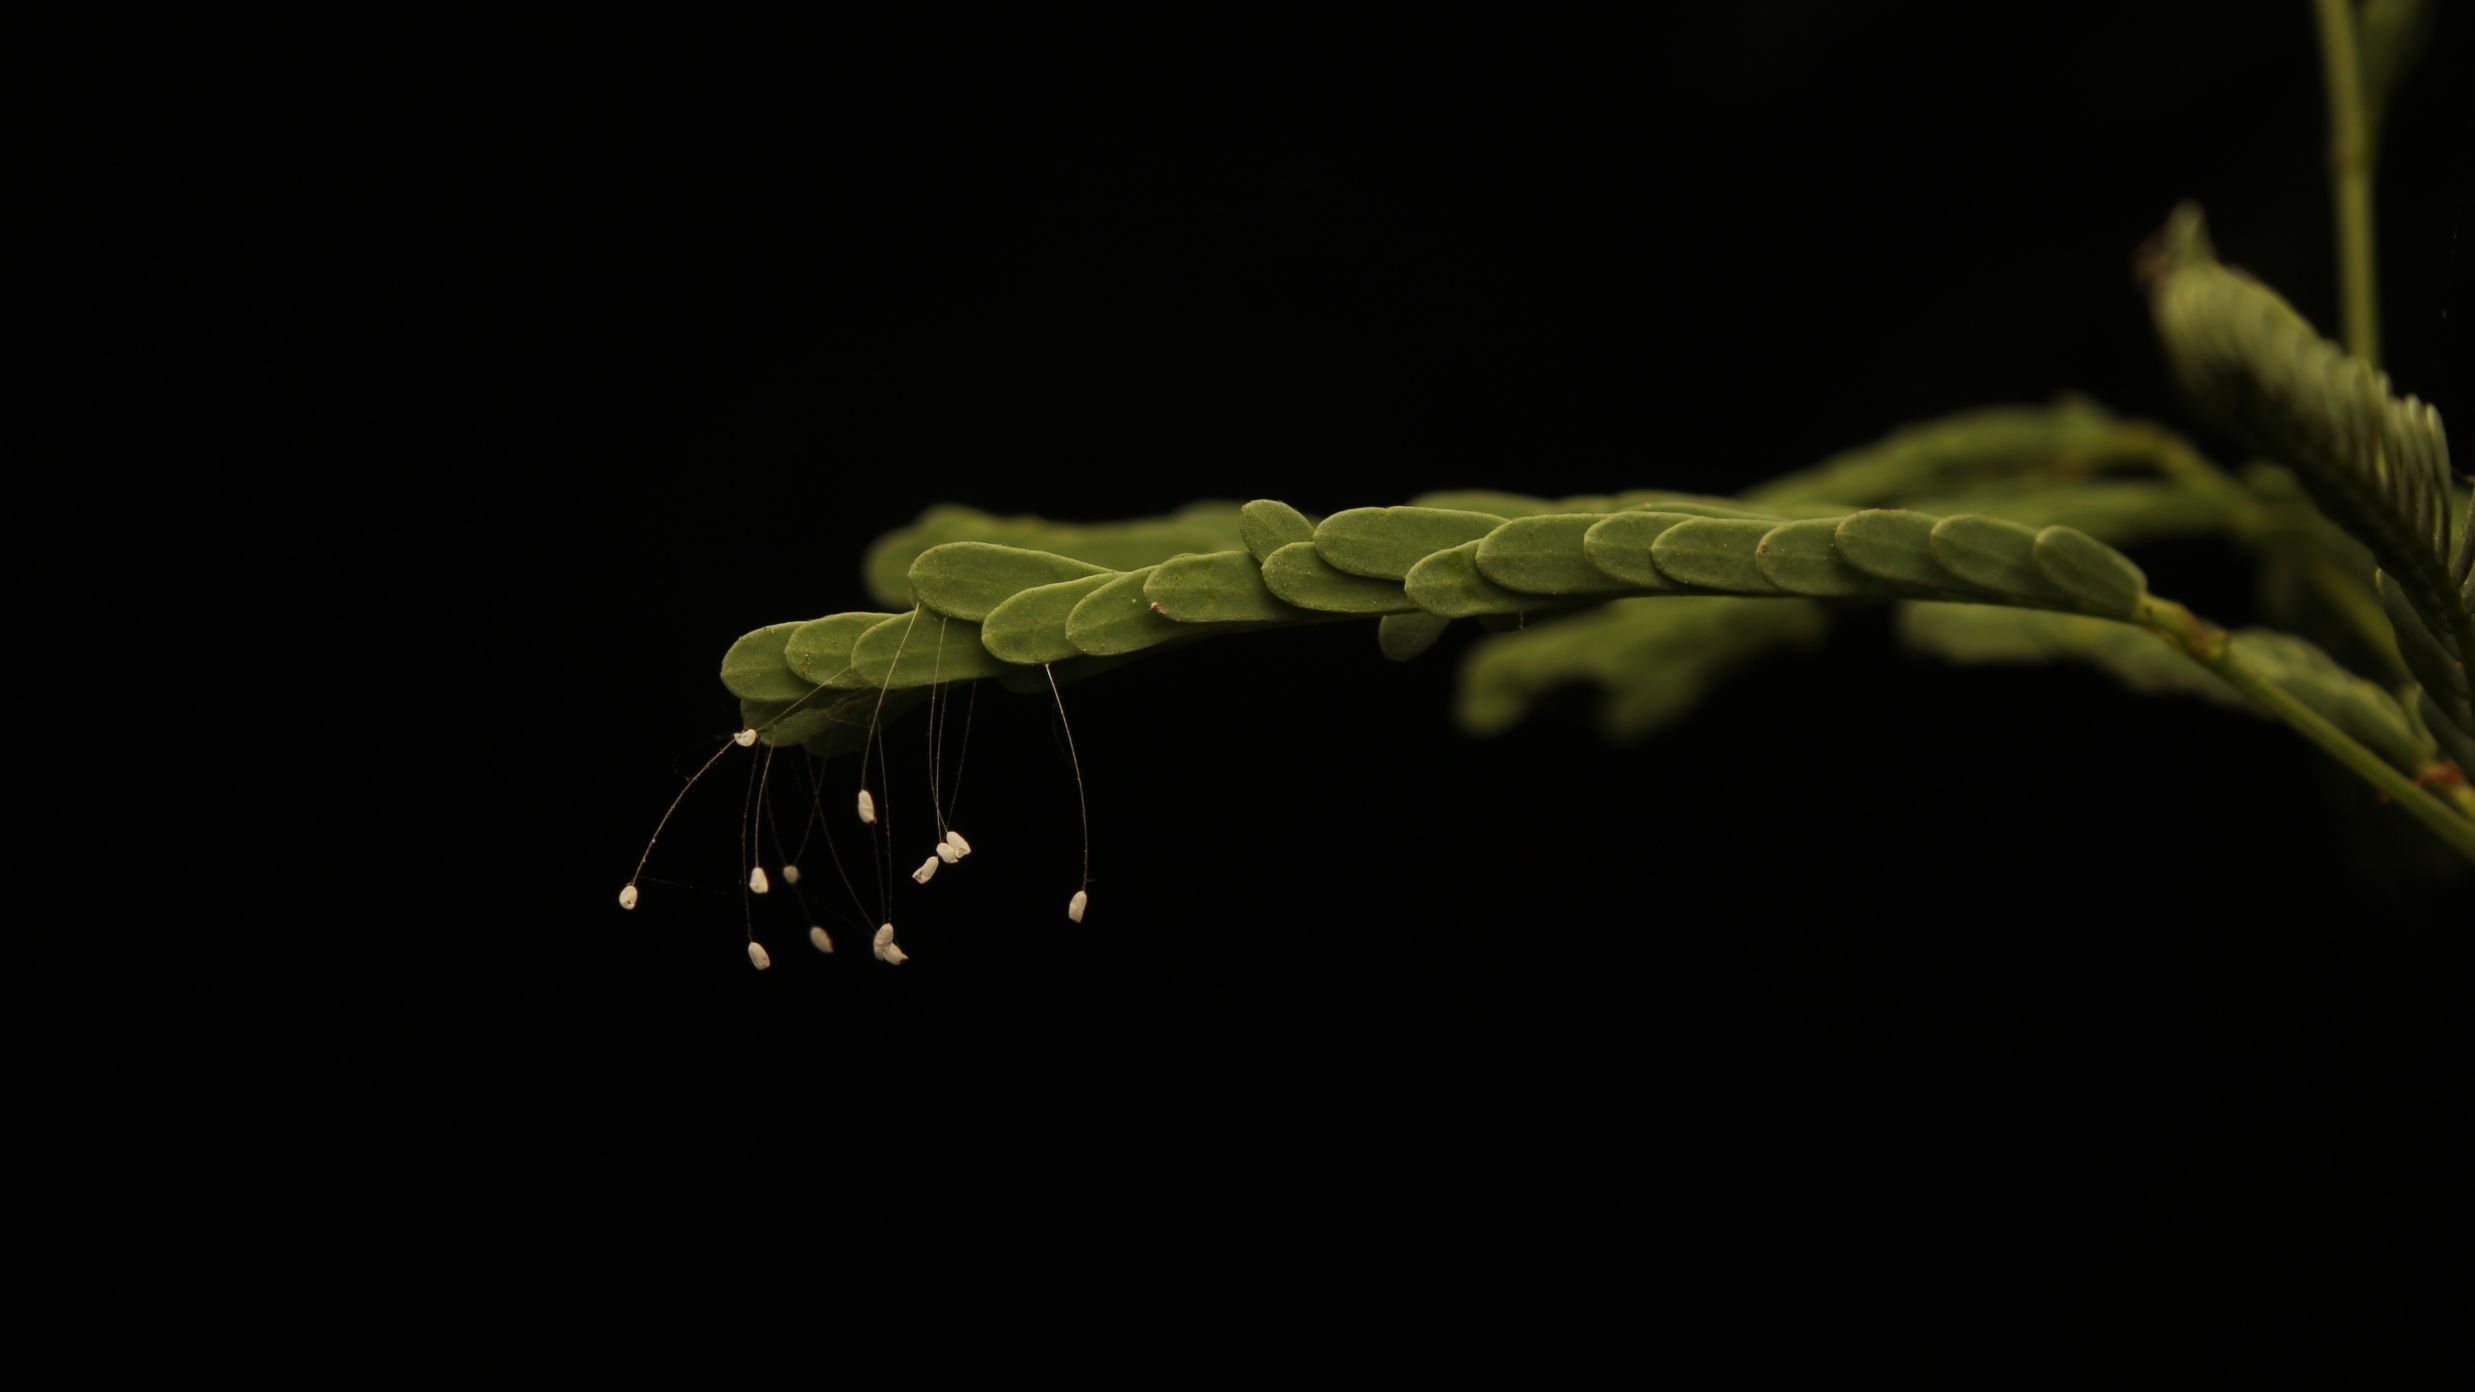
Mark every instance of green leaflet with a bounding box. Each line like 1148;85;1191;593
1579;513;1701;591
2377;569;2469;705
1745;397;2123;508
1313;506;1504;580
1608;493;1784;518
1928;515;2075;605
1410;489;1743;518
1066;567;1188;656
2376;564;2475;752
1409;489;1565;518
1753;518;1900;598
1405;541;1555;618
1648;518;1782;594
1262;541;1417;613
2452;477;2473;609
1474;514;1635;595
983;572;1119;665
1597;490;1781;513
785;611;904;686
1614;497;1781;519
849;610;1011;688
908;543;1112;621
736;693;815;746
1146;550;1308;624
1456;595;1826;741
863;503;1245;607
2031;525;2148;618
741;688;918;754
2421;688;2475;775
753;706;845;750
1896;602;2239;704
720;621;816;703
1594;602;1827;741
1378;612;1453;662
1240;499;1316;563
1903;481;2229;548
1835;510;1959;590
739;695;843;750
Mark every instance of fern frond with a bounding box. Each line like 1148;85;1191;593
2143;202;2470;745
726;497;2182;743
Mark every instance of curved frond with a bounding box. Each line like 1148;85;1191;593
728;497;2184;758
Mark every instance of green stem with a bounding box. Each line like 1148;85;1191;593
2312;0;2379;369
2142;597;2475;861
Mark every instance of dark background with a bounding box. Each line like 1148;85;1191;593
58;1;2466;1379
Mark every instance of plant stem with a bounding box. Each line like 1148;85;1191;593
2312;0;2379;369
2142;597;2475;861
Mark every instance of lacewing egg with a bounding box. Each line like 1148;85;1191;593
873;923;909;964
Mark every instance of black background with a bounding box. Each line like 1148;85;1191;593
60;2;2468;1379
